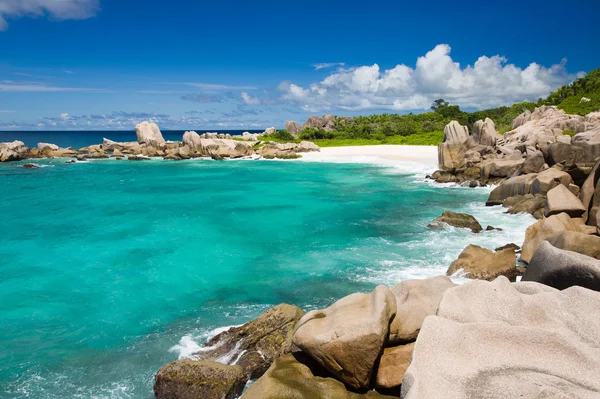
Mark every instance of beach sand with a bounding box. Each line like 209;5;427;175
299;145;438;168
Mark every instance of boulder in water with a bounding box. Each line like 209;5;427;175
428;211;483;233
447;244;518;281
154;359;247;399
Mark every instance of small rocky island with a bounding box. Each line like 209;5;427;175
0;122;321;163
149;105;600;399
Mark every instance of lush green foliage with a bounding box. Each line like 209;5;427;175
260;129;297;142
545;68;600;115
314;131;445;147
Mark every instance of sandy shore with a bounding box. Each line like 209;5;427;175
299;145;438;168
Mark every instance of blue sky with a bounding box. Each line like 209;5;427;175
0;0;599;130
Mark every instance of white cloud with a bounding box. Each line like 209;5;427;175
312;62;345;71
0;0;99;31
60;113;70;120
281;44;581;112
0;109;15;113
241;92;260;105
64;70;74;74
0;80;106;92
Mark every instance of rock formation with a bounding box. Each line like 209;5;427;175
402;277;600;398
135;121;165;146
285;121;300;137
292;285;397;390
194;304;305;379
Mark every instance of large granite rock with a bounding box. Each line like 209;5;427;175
447;244;518;281
154;360;247;399
438;121;470;169
194;304;305;379
135;121;165;146
297;141;320;152
486;174;537;205
544;184;586;218
182;131;202;151
375;343;415;393
522;241;600;291
521;150;545;174
579;160;600;223
302;115;337;131
482;158;524;178
443;121;469;144
241;353;394;399
471;118;500;147
0;140;28;162
503;194;546;219
530;166;573;196
402;277;600;398
285;121;300;137
388;276;456;344
292;285;397;389
427;211;482;233
521;212;591;263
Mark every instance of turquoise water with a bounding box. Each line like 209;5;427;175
0;158;532;398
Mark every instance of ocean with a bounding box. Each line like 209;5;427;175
0;149;534;398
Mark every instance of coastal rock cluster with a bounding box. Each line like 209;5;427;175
0;122;321;163
433;105;600;187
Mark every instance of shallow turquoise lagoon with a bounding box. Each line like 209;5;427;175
0;158;532;398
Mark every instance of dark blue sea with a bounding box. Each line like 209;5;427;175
0;130;264;149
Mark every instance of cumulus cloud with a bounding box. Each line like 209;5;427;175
281;44;582;112
0;0;99;31
312;62;345;71
241;92;260;105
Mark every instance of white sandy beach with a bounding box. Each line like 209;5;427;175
299;145;438;168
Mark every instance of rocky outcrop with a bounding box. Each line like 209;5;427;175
504;106;587;148
544;184;586;218
402;277;600;398
471;118;500;147
292;285;397;390
241;353;395;399
285;121;300;137
0;140;28;162
521;212;593;263
388;276;456;344
135;121;165;146
194;304;305;379
427;211;482;233
302;115;337;131
438;121;470;169
154;359;247;399
447;244;518;281
522;241;600;291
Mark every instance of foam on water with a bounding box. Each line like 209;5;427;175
0;155;534;398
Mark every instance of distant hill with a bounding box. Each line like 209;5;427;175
545;67;600;115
